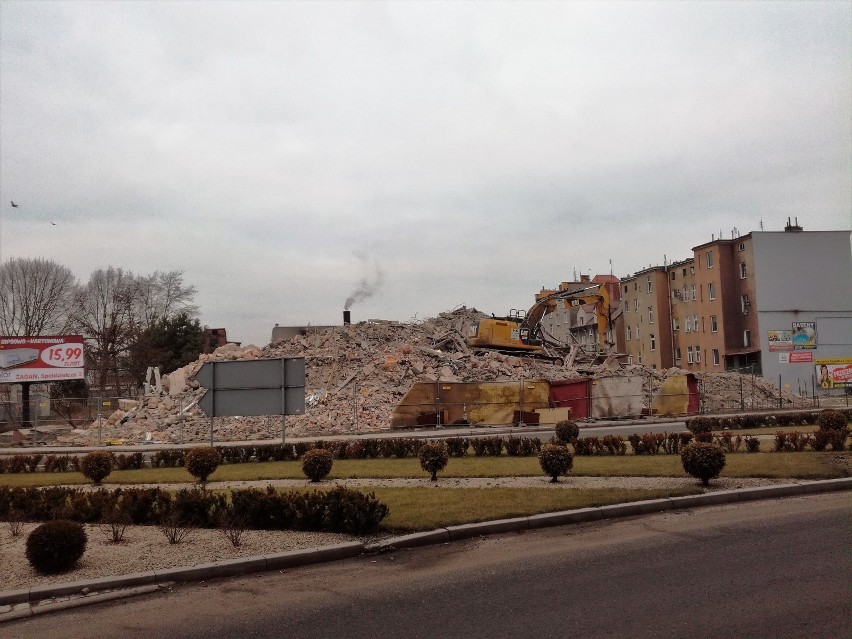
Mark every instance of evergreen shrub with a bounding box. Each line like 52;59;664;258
538;444;574;483
418;442;449;481
80;451;114;485
680;442;726;486
302;448;334;482
555;420;580;444
184;446;222;485
26;520;87;574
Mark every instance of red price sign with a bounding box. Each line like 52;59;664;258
40;343;85;368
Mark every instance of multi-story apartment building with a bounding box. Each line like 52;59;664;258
620;222;850;391
668;258;700;371
743;225;851;391
691;233;760;373
533;223;850;391
620;266;673;369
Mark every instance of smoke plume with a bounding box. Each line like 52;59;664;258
344;260;385;310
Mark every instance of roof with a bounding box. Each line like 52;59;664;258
592;274;619;284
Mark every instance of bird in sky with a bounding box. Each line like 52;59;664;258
10;201;19;207
51;222;57;226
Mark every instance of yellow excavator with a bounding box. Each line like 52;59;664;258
466;283;612;361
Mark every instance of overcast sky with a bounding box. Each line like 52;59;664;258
1;1;850;347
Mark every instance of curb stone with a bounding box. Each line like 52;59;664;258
2;478;850;621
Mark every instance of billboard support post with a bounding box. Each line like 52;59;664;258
280;358;286;445
21;382;32;428
210;362;216;447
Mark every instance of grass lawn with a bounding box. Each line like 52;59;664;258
369;486;702;531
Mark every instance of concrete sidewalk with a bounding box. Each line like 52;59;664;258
2;477;850;622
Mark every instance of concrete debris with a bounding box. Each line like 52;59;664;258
58;308;812;446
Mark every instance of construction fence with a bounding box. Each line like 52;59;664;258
0;395;138;433
0;371;843;441
387;372;828;428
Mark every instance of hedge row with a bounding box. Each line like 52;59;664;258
574;432;695;456
573;429;849;455
687;408;852;432
774;429;848;452
0;436;546;474
0;452;146;474
0;485;388;535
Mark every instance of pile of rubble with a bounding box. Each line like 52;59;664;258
57;307;811;446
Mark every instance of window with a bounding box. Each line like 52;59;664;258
690;265;695;275
740;262;747;279
706;251;714;268
634;299;639;312
712;349;720;366
696;348;701;363
646;277;652;293
682;268;687;277
672;317;679;332
710;315;718;332
738;242;745;252
687;346;694;363
708;282;716;300
741;294;750;314
744;330;751;347
648;307;654;323
691;285;696;300
675;347;681;361
650;334;656;351
627;325;632;341
693;316;699;332
683;286;688;299
624;285;628;294
671;271;676;281
636;325;640;340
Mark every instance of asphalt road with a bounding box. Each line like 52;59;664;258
7;493;850;639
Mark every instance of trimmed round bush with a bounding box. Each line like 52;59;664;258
418;442;449;481
538;443;574;483
79;450;114;486
686;417;715;442
184;446;222;484
816;409;849;432
26;520;87;574
555;419;580;444
302;448;334;482
680;442;726;486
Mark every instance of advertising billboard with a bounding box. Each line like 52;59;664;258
791;322;817;350
768;330;793;352
0;336;85;383
815;358;852;389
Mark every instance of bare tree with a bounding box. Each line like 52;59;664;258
70;267;140;395
0;257;77;335
70;268;201;395
134;270;199;328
